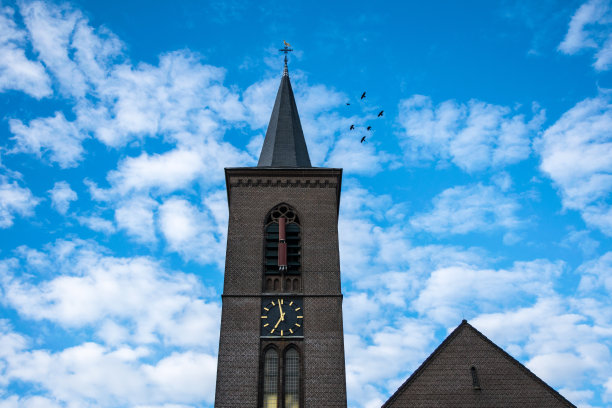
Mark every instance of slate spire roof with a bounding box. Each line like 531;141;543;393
257;59;312;167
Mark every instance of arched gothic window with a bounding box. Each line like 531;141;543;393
263;348;279;408
284;348;300;408
260;345;301;408
264;204;301;292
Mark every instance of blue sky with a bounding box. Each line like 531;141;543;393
1;0;612;407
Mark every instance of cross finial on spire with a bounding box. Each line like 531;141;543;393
279;41;293;77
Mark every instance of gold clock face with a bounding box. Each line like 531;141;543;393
261;298;303;337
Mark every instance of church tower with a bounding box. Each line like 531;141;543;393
214;54;347;407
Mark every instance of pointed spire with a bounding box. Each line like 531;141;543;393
257;55;312;168
283;56;289;77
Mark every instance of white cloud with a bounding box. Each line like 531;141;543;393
414;260;563;325
0;5;52;98
471;296;612;395
9;1;250;172
577;251;612;293
559;0;609;54
537;95;612;235
338;185;393;280
19;1;89;98
0;337;216;407
48;181;77;214
114;196;158;244
342;292;382;334
105;143;249;197
7;0;393;191
344;319;436;408
558;0;612;70
337;183;486;288
9;112;86;168
242;76;278;129
0;240;220;407
1;240;221;348
325;133;397;175
109;149;206;195
78;51;242;148
528;348;608;386
0;177;39;228
561;229;600;256
70;18;123;90
158;196;225;266
606;377;612;399
0;395;63;408
142;351;216;403
410;183;523;235
397;95;544;172
76;214;116;234
203;189;229;241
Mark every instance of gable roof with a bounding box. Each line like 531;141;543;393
257;60;312;168
382;320;575;408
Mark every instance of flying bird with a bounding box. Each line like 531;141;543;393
283;40;291;47
361;92;366;100
378;110;384;117
346;103;351;105
361;136;366;143
367;126;372;131
350;124;355;130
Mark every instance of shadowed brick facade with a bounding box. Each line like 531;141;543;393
382;321;575;408
214;58;347;407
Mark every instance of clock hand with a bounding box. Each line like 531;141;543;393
274;313;285;329
278;299;283;319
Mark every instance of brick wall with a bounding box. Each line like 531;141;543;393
214;168;347;408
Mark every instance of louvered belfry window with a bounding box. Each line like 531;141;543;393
284;348;300;408
263;348;279;408
264;204;301;292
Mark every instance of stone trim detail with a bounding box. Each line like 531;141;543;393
229;178;338;188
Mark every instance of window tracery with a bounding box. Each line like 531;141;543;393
264;204;301;292
259;344;301;408
263;348;279;408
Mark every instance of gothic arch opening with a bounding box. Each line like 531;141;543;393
263;203;301;292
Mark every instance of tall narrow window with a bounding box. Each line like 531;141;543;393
470;366;481;390
263;349;279;408
264;204;301;292
284;348;300;408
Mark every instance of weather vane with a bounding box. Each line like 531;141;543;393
279;40;293;72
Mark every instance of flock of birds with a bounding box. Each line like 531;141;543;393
346;91;384;143
280;42;383;145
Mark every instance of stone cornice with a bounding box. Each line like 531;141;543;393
224;167;343;212
229;178;338;188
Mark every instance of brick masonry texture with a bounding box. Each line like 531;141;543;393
303;296;347;407
215;296;261;407
214;167;347;407
383;322;575;408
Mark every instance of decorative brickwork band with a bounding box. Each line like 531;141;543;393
230;179;338;188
